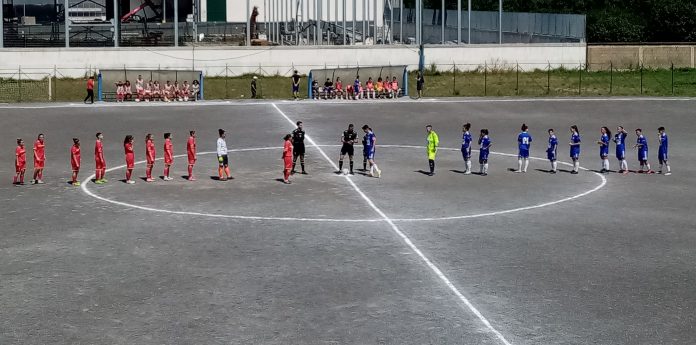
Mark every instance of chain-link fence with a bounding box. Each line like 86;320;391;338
1;62;695;102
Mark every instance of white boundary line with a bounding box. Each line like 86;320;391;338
3;96;696;109
80;145;606;224
272;103;513;345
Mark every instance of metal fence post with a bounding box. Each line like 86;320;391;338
515;62;519;95
453;62;456;95
609;62;613;94
546;63;550;95
640;64;643;95
484;62;487;96
225;63;229;99
671;63;674;95
578;63;582;95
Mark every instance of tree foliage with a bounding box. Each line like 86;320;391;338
409;0;696;42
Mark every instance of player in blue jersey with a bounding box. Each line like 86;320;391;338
362;125;381;178
516;123;532;173
657;126;671;175
596;126;611;173
633;128;654;174
547;129;558;173
461;123;473;174
569;125;581;174
613;126;629;174
478;129;492;176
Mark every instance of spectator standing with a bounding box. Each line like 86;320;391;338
251;76;258;99
291;70;301;100
84;76;95;104
416;71;425;99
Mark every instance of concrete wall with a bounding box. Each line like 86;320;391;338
0;44;585;78
588;45;696;70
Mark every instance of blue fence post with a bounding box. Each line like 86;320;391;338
308;71;313;99
97;73;103;102
403;67;409;97
199;72;204;100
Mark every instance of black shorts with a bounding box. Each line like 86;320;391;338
218;154;229;166
293;144;305;155
340;144;354;156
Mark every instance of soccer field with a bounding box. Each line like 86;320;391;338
1;98;695;344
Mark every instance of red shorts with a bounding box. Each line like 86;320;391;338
34;159;44;169
188;155;196;165
16;163;25;173
95;160;106;170
71;163;80;171
147;159;154;166
284;157;292;170
125;154;135;169
165;158;173;165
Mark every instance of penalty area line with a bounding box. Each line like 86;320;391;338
271;103;513;345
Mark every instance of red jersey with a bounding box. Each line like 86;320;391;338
187;136;196;163
366;81;374;90
283;140;293;169
146;139;156;164
34;139;45;162
124;142;135;169
164;138;173;164
336;81;343;90
87;79;94;90
94;140;104;163
70;145;81;170
15;145;26;170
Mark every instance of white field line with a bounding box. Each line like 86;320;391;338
272;103;513;345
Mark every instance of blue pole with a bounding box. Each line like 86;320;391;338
403;67;408;96
97;73;103;101
308;71;313;99
199;73;204;100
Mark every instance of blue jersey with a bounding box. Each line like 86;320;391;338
570;132;581;158
479;135;491;161
363;131;375;153
658;133;668;155
461;131;472;158
637;135;648;160
599;134;609;157
518;131;532;157
614;132;627;160
547;135;558;161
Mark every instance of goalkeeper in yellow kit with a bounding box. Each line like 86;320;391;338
426;125;439;176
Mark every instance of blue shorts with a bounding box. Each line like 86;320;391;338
638;151;648;161
479;150;489;163
461;147;471;160
547;151;556;161
365;149;375;160
616;148;625;160
658;152;668;162
570;152;580;160
519;149;529;159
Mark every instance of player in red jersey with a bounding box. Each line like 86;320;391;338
32;133;46;184
186;130;196;181
70;138;81;186
145;133;156;182
124;135;135;184
282;133;293;184
13;138;26;185
94;132;107;184
163;133;173;181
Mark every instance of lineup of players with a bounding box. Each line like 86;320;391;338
12;122;670;186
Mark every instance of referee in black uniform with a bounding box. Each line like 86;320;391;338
292;121;307;174
338;123;358;174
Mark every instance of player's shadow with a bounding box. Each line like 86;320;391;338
414;170;431;175
535;168;554;173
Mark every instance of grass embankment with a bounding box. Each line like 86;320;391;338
7;68;696;102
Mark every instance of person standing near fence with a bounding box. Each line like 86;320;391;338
416;72;425;99
251;76;258;99
291;70;301;100
84;76;95;104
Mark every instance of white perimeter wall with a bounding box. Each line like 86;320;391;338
0;44;585;78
